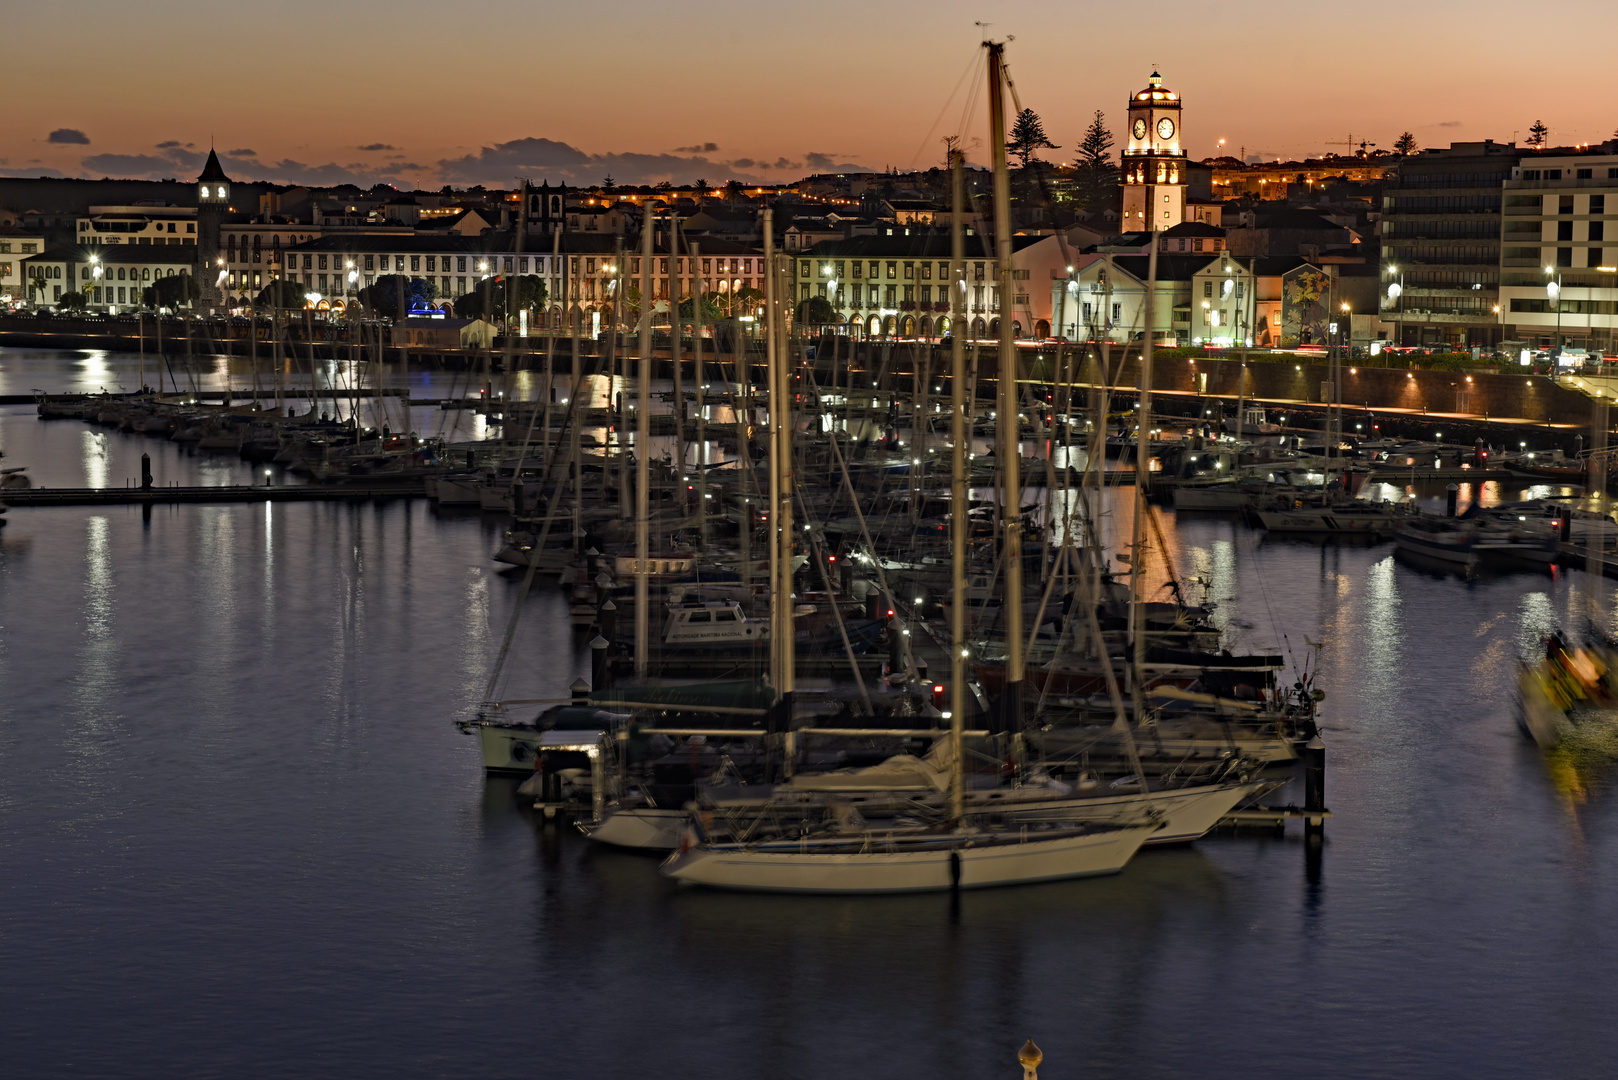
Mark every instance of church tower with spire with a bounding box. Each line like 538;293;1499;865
195;148;231;306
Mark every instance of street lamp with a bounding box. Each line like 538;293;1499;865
1386;263;1404;349
1545;266;1563;363
1599;266;1618;362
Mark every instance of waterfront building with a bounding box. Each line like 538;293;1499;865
794;230;1050;339
0;225;46;302
21;243;194;309
1379;140;1522;348
1120;72;1187;233
1050;254;1200;344
1498;151;1618;356
75;205;196;247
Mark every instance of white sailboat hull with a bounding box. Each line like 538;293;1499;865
584;807;690;850
660;823;1157;893
477;723;541;773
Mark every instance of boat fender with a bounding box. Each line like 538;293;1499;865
1311;689;1326;702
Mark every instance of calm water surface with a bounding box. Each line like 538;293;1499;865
2;352;1617;1079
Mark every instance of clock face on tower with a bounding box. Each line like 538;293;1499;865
1157;117;1176;140
1132;118;1147;139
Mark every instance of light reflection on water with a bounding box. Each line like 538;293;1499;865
1;396;1618;1078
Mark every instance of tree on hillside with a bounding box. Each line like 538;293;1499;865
1528;120;1549;149
1072;111;1120;213
1393;131;1419;156
1007;108;1059;170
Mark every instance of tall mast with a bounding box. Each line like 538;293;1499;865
949;149;968;823
635;204;655;676
764;208;794;733
1129;237;1160;709
987;40;1024;735
668;215;687;517
692;241;708;548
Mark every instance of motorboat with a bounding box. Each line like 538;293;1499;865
1392;515;1478;566
662;601;769;647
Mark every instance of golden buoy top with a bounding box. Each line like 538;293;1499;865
1018;1038;1044;1067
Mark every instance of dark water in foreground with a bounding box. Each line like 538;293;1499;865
4;388;1618;1079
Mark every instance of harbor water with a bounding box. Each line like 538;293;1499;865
3;348;1617;1078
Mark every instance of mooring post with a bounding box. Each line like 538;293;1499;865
140;453;152;490
1304;735;1326;835
1446;483;1459;517
589;634;610;693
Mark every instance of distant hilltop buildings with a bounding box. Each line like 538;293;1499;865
2;73;1614;356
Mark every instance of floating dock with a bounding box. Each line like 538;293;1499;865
2;483;425;506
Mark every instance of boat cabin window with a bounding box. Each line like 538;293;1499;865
687;611;711;623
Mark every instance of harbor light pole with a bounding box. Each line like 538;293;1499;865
1546;266;1564;363
1386;264;1404;354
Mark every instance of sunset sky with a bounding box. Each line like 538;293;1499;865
9;0;1615;190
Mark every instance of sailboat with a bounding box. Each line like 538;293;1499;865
660;43;1164;892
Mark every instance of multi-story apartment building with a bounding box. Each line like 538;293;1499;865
1379;140;1522;348
1498;152;1618;355
794;231;1052;339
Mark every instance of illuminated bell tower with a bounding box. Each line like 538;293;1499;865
196;148;231;305
1120;72;1187;232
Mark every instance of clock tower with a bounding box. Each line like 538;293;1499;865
1120;72;1187;233
195;148;231;306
